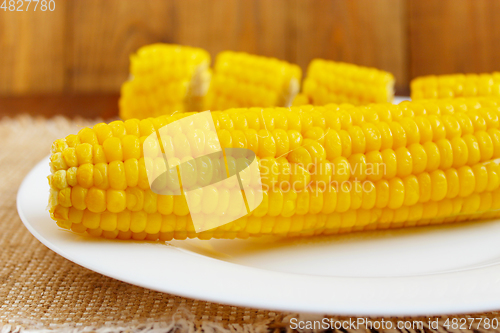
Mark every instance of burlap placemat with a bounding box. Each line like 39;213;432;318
1;115;499;333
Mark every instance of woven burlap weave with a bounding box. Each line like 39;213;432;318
1;115;499;333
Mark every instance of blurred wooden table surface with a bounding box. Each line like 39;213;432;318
0;95;119;120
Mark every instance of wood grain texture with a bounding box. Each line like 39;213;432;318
0;0;417;96
173;0;290;60
410;0;500;79
0;94;119;119
290;0;408;92
0;0;407;95
0;0;67;94
68;0;174;92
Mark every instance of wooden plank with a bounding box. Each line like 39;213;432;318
68;0;173;92
1;0;410;95
69;0;292;91
0;0;67;95
172;0;289;60
409;0;500;79
172;0;239;54
0;94;119;119
290;0;409;94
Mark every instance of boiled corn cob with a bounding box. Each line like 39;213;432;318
298;59;395;106
48;97;500;240
119;44;212;120
411;73;500;100
205;51;302;110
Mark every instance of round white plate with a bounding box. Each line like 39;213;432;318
17;156;500;316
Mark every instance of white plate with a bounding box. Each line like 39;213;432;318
17;155;500;316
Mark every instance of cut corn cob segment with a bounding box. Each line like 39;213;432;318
297;59;395;106
119;44;212;120
205;51;302;110
49;97;500;240
411;73;500;100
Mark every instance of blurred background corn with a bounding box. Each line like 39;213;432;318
119;44;211;120
297;59;395;106
205;51;302;110
292;94;311;106
48;97;500;240
411;73;500;100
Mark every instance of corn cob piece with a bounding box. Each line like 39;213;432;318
205;51;302;110
119;44;212;120
48;97;500;241
411;73;500;100
298;59;395;106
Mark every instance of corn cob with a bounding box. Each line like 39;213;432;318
48;97;500;240
205;51;302;110
411;73;500;100
298;59;395;106
119;44;212;120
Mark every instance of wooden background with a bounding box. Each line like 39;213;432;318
1;0;499;96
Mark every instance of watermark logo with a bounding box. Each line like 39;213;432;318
143;111;263;232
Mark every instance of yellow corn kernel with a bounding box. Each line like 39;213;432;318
76;164;93;188
108;161;127;190
52;170;67;190
103;137;123;162
75;143;93;165
100;212;118;232
62;148;78;168
130;211;147;233
145;213;162;234
57;188;72;208
85;187;107;213
65;134;80;148
93;163;109;190
78;128;98;146
107;189;126;213
117;210;131;232
82;210;100;229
